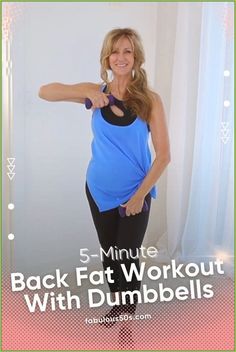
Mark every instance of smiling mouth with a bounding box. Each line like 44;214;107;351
116;64;128;67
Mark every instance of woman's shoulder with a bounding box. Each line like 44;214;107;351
148;90;164;113
89;82;104;90
89;82;107;92
149;89;162;102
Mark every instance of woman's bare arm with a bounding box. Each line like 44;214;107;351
38;82;109;107
121;93;170;216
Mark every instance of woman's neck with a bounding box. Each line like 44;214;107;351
108;77;131;100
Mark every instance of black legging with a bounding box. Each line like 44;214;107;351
85;183;151;292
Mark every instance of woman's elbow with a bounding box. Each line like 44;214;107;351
165;152;171;165
38;86;46;100
38;84;54;100
163;154;171;167
158;151;171;167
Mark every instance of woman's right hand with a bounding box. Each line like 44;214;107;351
86;90;110;109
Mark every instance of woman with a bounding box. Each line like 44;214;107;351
39;28;170;325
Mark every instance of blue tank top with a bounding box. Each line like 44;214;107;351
86;107;157;212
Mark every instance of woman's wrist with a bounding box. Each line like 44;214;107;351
133;191;146;202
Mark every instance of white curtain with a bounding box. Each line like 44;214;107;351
163;2;234;276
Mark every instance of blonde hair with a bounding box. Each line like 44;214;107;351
100;28;154;122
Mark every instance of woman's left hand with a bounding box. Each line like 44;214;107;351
120;195;145;216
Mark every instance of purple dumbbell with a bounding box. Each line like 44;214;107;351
85;95;115;109
118;200;149;218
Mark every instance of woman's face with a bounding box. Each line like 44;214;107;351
108;36;135;78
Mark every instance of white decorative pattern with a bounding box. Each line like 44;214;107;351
7;157;15;180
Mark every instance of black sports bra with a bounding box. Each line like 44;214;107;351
100;85;137;126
